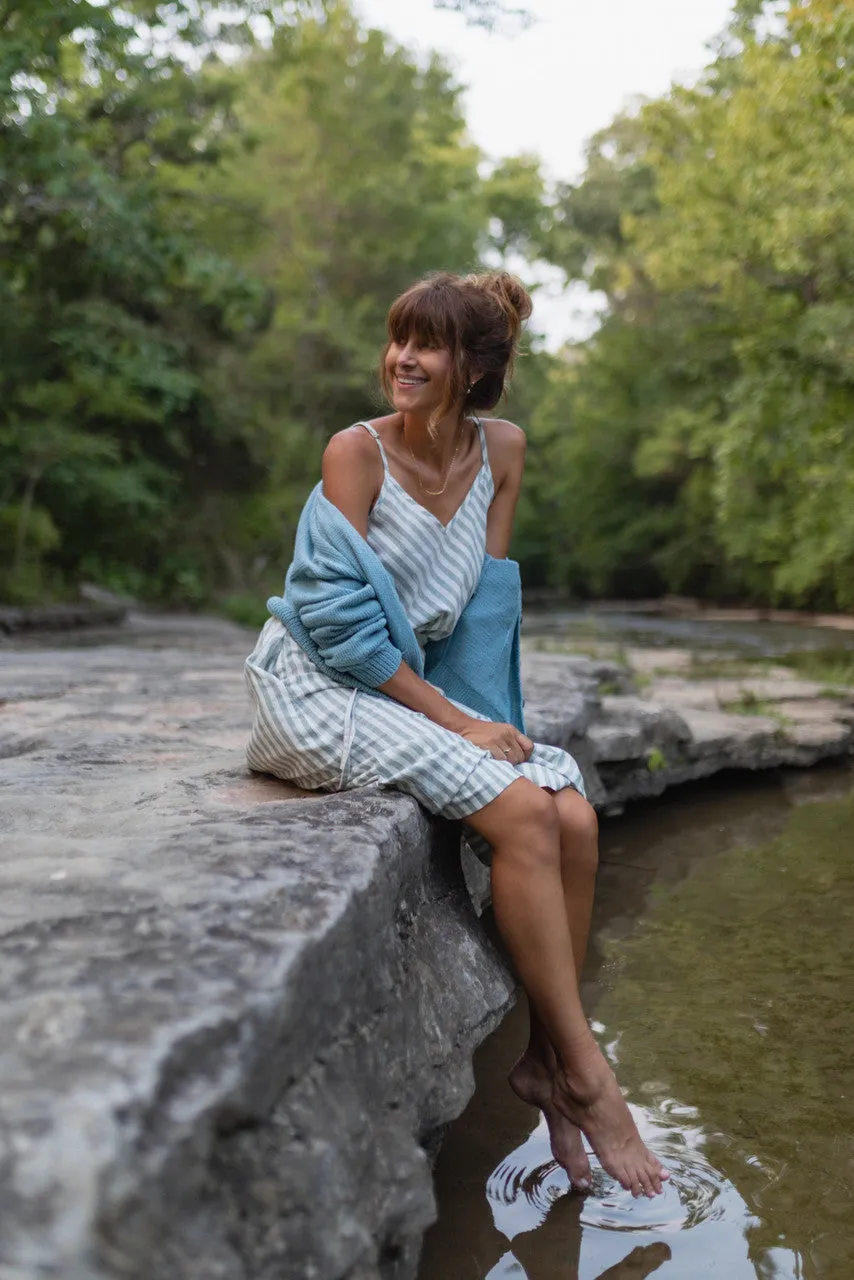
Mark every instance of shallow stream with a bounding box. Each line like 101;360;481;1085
419;763;854;1280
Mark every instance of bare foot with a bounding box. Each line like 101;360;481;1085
551;1056;670;1199
509;1051;592;1189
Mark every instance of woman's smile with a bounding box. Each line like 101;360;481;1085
386;337;452;410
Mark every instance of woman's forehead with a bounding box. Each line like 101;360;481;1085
388;291;456;346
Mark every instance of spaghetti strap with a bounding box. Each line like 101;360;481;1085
359;417;488;484
473;416;488;467
357;421;390;474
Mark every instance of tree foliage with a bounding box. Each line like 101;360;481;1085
188;3;528;601
434;0;532;30
0;0;539;605
6;0;854;613
524;0;854;607
0;0;274;602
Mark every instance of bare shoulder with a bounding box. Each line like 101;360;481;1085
480;417;526;487
321;423;384;537
324;422;378;465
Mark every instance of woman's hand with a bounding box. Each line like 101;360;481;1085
457;718;533;765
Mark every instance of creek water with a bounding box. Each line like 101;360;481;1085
522;606;854;659
419;762;854;1280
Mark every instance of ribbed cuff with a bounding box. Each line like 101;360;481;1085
351;646;403;688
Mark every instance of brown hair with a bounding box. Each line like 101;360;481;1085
380;271;533;430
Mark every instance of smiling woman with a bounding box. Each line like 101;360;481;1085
244;269;670;1201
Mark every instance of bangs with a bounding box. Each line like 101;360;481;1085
386;282;459;350
380;269;529;426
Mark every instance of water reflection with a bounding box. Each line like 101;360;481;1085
420;765;853;1280
481;1102;802;1279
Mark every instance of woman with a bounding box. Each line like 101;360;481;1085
245;271;668;1198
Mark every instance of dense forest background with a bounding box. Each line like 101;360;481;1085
3;0;853;619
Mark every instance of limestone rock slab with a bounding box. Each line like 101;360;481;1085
0;645;514;1280
1;628;852;1280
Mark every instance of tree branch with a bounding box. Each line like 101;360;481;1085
433;0;533;32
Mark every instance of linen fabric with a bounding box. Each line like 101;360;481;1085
244;419;585;844
267;481;425;691
267;466;525;731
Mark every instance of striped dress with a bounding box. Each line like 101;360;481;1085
244;420;585;836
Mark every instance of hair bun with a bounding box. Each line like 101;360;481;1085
470;271;533;338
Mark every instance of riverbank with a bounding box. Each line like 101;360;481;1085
521;644;854;813
1;622;852;1278
522;594;854;634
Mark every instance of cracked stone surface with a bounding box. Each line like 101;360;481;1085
581;661;854;809
1;621;853;1279
0;633;514;1280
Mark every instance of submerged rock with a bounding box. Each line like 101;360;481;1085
0;635;851;1278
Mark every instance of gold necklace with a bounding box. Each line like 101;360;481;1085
403;417;468;497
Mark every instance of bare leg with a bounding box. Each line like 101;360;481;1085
508;789;598;1186
465;778;668;1198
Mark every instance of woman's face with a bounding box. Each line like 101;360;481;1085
386;335;454;416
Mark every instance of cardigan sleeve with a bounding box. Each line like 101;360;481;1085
268;484;417;690
294;579;403;686
269;574;404;689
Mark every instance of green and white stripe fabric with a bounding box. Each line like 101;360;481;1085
244;419;584;830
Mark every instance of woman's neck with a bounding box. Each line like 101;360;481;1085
400;407;469;466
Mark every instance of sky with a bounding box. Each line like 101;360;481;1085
354;0;737;346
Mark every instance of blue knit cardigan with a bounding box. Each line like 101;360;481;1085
267;483;525;732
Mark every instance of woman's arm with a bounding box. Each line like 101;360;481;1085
322;426;531;762
320;427;382;539
483;419;527;559
377;661;531;763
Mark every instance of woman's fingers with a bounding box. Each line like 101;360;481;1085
461;722;530;765
487;733;519;762
490;727;530;765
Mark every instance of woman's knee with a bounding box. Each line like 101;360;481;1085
555;790;600;871
470;779;560;868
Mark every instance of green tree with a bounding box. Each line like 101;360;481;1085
523;1;854;609
635;0;854;606
0;0;271;602
2;0;547;608
196;3;531;604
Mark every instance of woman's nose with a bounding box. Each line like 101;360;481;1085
397;341;418;365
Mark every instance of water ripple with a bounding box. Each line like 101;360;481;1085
484;1098;803;1277
486;1099;747;1239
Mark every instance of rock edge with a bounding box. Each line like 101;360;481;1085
0;637;852;1280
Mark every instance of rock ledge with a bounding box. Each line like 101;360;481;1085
0;633;852;1279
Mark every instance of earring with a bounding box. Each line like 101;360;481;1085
466;382;472;394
